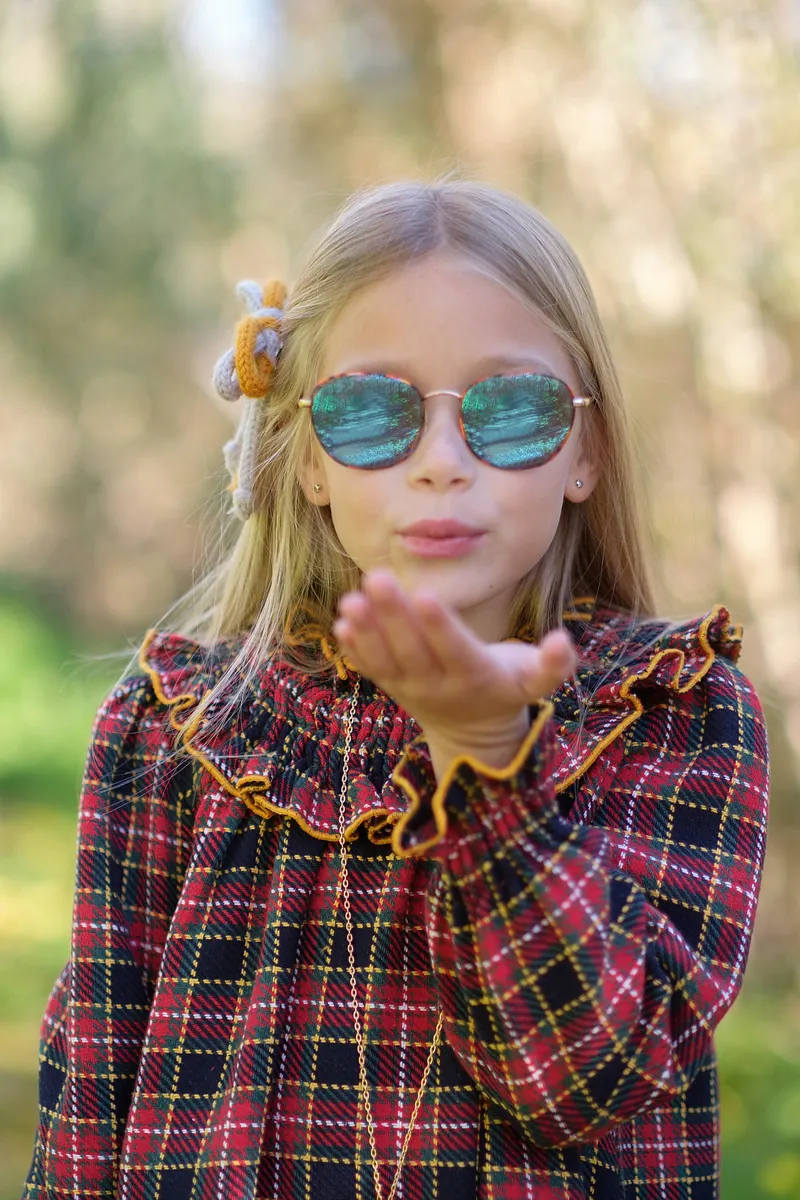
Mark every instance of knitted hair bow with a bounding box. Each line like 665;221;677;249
212;279;287;520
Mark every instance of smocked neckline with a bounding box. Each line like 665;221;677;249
138;601;743;844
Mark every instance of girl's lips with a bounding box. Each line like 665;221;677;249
400;532;485;558
400;519;484;538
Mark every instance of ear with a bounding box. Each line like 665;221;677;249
564;418;602;505
297;450;330;506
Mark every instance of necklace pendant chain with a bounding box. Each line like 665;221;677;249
337;676;445;1200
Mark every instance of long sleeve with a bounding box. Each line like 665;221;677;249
390;653;769;1148
24;673;198;1200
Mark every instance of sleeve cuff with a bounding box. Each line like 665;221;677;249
390;700;557;862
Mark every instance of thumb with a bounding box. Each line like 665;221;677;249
521;629;578;699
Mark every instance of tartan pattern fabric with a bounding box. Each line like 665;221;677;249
24;600;769;1199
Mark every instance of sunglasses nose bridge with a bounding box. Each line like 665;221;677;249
421;388;462;401
415;387;467;447
409;392;479;472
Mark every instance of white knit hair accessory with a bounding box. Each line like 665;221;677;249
212;279;286;520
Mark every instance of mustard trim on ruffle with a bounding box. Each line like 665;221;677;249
390;702;554;859
559;595;598;622
138;604;736;850
233;775;397;844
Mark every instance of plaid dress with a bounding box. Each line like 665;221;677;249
24;600;769;1200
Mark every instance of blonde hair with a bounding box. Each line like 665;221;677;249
146;179;656;721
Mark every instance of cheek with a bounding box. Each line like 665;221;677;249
325;467;393;551
328;467;381;512
496;459;567;517
491;464;568;554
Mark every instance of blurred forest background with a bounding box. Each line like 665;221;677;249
1;0;798;1196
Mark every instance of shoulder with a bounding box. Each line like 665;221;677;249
78;631;250;797
132;627;409;844
551;601;767;797
621;605;762;731
133;624;342;777
133;627;330;729
136;628;243;705
572;599;742;669
571;600;756;710
587;602;767;781
87;630;237;745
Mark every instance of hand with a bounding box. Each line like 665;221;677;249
333;569;578;769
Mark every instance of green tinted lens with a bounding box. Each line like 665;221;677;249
461;374;575;468
310;374;422;469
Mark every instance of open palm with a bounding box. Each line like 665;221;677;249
334;568;578;748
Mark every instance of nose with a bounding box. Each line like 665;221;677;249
405;395;475;490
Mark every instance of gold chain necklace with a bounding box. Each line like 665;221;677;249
336;676;445;1200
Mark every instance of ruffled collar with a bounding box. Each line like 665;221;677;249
139;599;743;845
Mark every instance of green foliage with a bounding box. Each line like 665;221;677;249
0;12;236;331
0;805;77;1200
0;596;122;1197
0;593;124;809
718;998;800;1198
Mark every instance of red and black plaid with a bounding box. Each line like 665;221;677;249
24;600;768;1199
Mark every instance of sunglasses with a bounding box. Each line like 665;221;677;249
298;372;593;470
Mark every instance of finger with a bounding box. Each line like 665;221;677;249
412;588;489;675
362;570;440;677
335;590;402;679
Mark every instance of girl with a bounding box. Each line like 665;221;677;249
24;180;768;1200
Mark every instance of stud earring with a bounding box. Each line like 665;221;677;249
313;483;322;493
575;479;584;489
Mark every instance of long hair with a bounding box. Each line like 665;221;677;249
128;179;657;728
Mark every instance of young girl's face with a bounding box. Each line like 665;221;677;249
302;251;598;643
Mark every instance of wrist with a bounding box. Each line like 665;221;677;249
423;707;532;778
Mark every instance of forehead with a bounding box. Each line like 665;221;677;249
319;252;578;390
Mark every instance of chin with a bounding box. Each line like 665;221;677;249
395;563;485;604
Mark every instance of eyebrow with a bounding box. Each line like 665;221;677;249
335;354;560;380
470;354;559;377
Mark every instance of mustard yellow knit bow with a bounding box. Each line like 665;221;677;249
212;279;287;519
